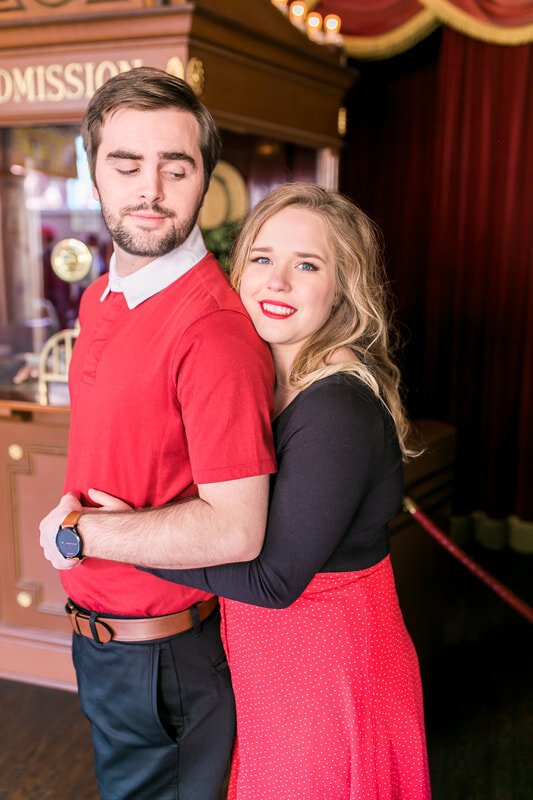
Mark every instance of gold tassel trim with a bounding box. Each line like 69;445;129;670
342;8;440;60
420;0;533;45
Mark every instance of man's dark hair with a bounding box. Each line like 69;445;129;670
81;66;221;195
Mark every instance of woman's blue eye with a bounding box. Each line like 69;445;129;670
252;256;271;265
298;261;317;271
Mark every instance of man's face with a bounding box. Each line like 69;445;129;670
93;107;205;274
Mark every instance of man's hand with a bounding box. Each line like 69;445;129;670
40;489;131;570
39;492;83;570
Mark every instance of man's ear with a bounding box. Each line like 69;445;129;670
92;183;99;202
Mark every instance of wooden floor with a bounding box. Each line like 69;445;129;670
0;534;531;800
0;678;98;800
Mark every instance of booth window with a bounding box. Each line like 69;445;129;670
0;126;111;401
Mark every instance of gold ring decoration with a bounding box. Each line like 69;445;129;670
198;161;249;231
51;238;93;282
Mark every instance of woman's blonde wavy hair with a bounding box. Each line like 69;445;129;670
231;182;416;459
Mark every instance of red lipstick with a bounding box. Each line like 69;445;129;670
259;300;297;319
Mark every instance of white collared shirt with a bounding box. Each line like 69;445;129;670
99;225;208;309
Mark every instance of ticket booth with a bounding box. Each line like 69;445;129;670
0;0;352;688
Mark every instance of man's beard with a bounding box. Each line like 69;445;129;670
100;200;201;258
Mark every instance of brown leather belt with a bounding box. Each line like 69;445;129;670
66;596;218;644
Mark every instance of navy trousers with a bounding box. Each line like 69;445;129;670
72;607;235;800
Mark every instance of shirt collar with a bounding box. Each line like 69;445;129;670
99;225;207;309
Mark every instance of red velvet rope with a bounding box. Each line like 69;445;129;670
403;497;533;624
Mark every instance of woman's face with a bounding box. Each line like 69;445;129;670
239;207;337;360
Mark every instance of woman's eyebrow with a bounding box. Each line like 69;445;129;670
294;251;325;262
250;246;325;263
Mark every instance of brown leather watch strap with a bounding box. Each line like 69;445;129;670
61;511;83;528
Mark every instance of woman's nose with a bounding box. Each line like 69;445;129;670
266;265;291;292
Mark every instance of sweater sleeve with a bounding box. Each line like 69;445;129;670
142;380;393;608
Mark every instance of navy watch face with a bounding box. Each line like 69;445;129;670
56;526;82;559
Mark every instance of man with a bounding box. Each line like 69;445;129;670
39;67;276;800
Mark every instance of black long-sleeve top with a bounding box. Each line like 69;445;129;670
142;374;404;609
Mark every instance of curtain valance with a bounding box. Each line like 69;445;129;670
312;0;533;57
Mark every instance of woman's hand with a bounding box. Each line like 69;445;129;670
87;488;132;511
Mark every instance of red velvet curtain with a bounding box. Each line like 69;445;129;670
342;29;533;519
424;28;533;518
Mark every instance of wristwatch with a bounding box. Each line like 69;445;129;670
56;511;84;559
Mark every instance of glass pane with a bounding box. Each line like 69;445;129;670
0;125;111;402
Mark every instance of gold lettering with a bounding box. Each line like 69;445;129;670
13;66;36;102
35;65;46;102
64;62;85;100
0;57;147;106
94;60;119;90
84;62;95;99
45;64;66;101
0;68;13;104
117;59;135;73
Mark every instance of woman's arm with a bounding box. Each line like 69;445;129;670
143;380;398;608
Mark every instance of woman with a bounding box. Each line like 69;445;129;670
144;183;431;799
100;182;430;798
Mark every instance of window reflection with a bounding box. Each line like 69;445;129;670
0;126;111;402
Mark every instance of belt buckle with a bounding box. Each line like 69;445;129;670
66;599;113;643
66;598;87;636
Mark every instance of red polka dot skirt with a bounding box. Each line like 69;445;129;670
220;555;431;799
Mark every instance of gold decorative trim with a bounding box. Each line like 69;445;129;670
337;106;346;137
420;0;533;45
51;238;92;283
302;2;532;55
343;9;441;60
17;591;33;608
8;444;24;461
186;58;205;98
198;160;249;230
165;56;185;81
166;57;205;96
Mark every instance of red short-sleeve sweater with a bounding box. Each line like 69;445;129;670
61;252;276;616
